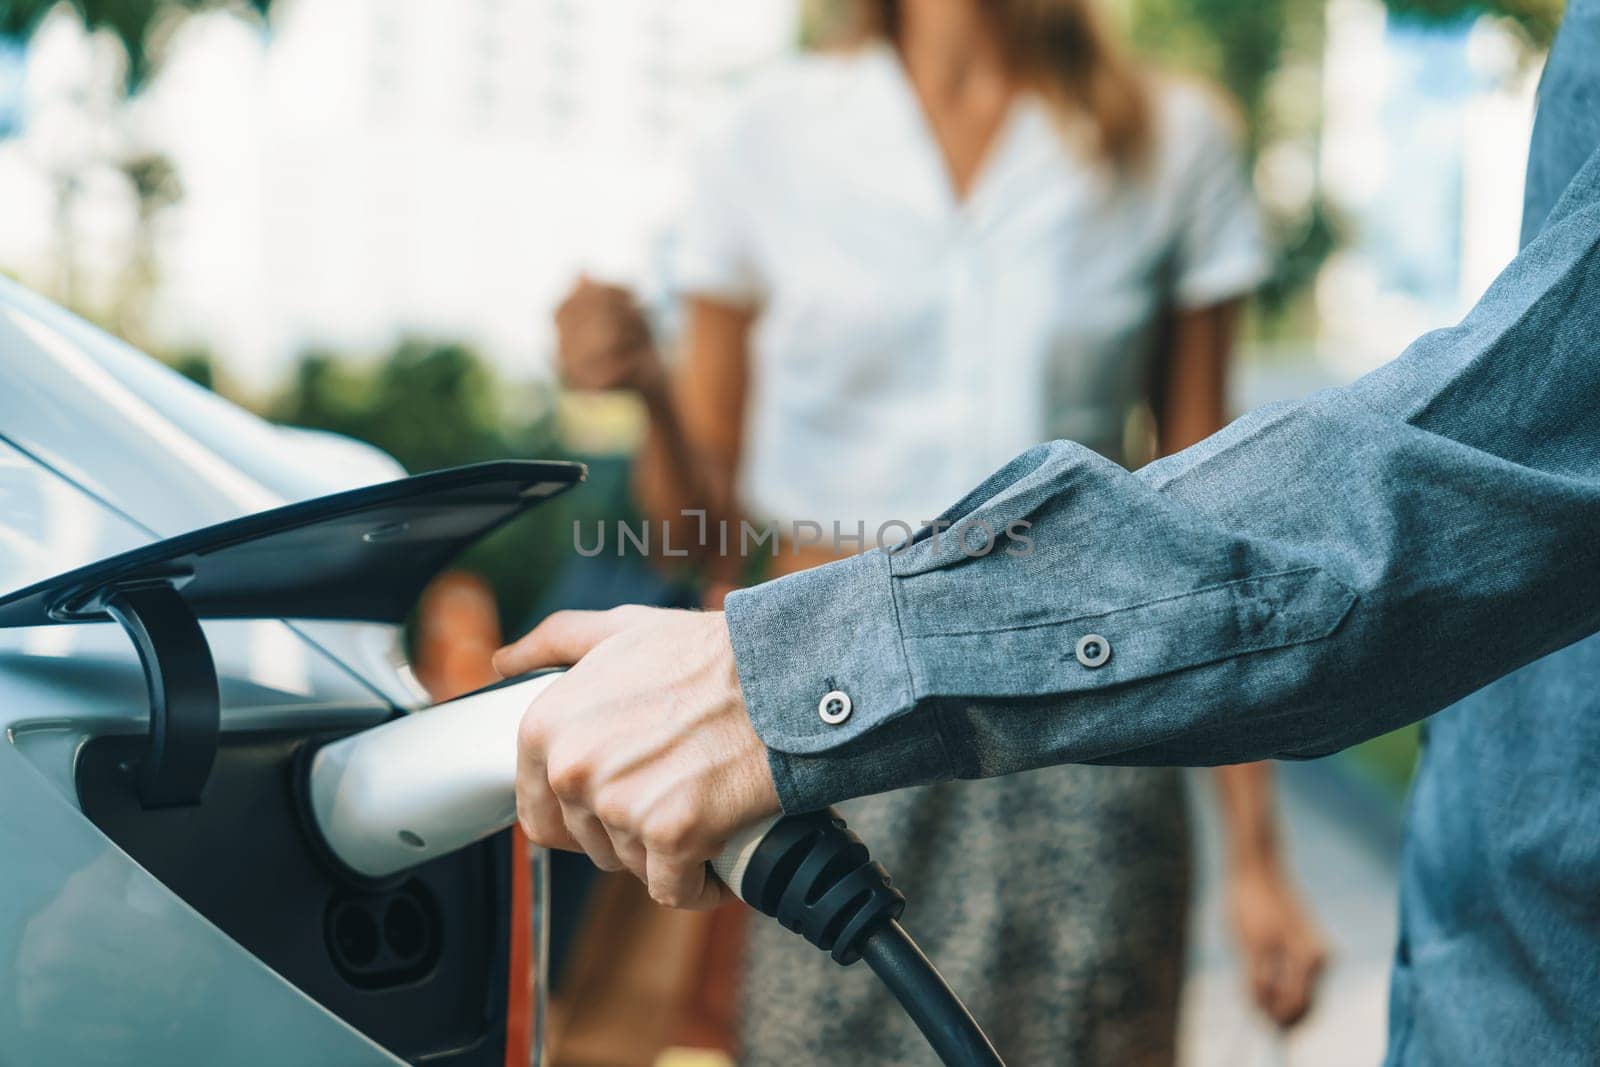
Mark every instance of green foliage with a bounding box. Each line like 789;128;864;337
1257;194;1343;319
1129;0;1334;317
265;339;581;634
266;341;519;475
164;345;216;390
1347;722;1423;794
1130;0;1292;149
1384;0;1562;47
0;0;273;90
121;151;182;215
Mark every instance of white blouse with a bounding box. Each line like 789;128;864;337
673;45;1268;536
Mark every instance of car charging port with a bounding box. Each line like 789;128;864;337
75;729;511;1063
324;881;443;989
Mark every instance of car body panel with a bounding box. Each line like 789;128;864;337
0;737;401;1066
0;441;405;1063
0;281;549;1063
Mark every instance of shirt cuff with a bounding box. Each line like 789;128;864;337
724;548;951;811
1174;248;1272;309
672;247;764;309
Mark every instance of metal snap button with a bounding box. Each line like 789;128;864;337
1075;634;1111;668
818;689;852;725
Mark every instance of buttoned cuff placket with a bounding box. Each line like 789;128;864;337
724;547;953;811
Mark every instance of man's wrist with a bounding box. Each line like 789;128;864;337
723;549;948;811
759;708;954;812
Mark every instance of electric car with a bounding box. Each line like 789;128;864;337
0;277;570;1066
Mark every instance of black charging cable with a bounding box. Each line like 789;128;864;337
720;809;1004;1067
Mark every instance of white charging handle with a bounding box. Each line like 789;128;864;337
307;671;778;895
307;673;561;880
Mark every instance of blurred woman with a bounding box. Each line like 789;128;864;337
554;0;1325;1062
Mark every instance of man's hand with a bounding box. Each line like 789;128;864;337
493;606;780;909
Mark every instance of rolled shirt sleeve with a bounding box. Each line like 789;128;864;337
1164;82;1272;309
671;96;768;308
726;143;1600;813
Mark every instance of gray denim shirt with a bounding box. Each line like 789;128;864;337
726;5;1600;1061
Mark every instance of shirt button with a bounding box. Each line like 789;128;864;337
818;689;853;725
1075;634;1112;668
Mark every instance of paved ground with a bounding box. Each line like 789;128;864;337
1178;762;1402;1067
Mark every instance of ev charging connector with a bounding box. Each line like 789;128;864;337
303;673;1004;1066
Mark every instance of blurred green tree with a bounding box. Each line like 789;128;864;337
265;339;579;635
0;0;273;90
112;150;181;344
163;344;216;390
1129;0;1292;151
1;2;275;315
1385;0;1562;47
266;341;515;474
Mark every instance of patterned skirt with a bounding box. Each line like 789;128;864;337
739;764;1192;1067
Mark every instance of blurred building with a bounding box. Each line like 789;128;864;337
1315;0;1539;379
0;0;798;391
0;0;1549;395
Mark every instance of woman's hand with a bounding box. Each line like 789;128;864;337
1225;862;1328;1028
553;276;664;396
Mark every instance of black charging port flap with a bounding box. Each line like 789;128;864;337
0;460;584;808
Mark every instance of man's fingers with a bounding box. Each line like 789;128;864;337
514;717;580;852
644;851;729;911
612;834;648;882
561;805;625;872
514;776;580;852
500;607;759;915
494;607;652;677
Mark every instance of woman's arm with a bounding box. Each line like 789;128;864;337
1210;762;1327;1027
1162;301;1327;1028
634;297;754;574
554;281;754;572
1154;300;1232;457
